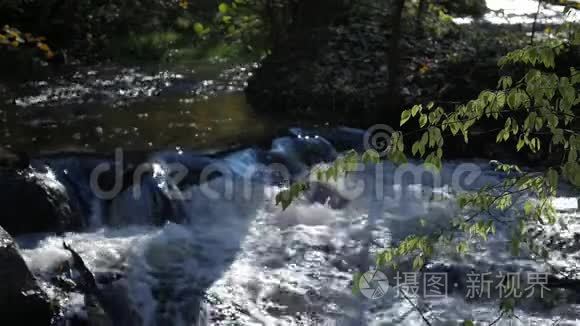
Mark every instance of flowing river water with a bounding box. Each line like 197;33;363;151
2;1;579;325
12;129;580;325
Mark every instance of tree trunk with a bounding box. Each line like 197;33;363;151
416;0;427;37
386;0;406;115
265;0;279;47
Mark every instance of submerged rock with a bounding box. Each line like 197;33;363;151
0;226;56;325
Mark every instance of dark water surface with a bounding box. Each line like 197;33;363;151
0;62;288;154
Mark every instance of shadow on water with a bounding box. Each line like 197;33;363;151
2;91;281;154
0;62;294;155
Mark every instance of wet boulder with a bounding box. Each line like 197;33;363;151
0;152;81;235
0;226;56;325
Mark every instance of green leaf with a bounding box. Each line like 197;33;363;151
412;256;424;271
419;114;428;128
516;138;525;151
290;182;306;198
456;242;468;255
496;130;505;143
495;91;506;109
507;90;518;109
500;297;515;313
218;3;230;13
362;150;380;164
571;67;580;85
388;151;408;165
276;190;292;210
382;250;394;264
420;132;429;147
326;166;338;181
546;168;559;189
498;76;513;90
194;22;205;34
559;84;576;103
463;320;475;326
450;121;460;135
563;162;580;187
401;110;411;126
411;104;421;117
412;142;420;156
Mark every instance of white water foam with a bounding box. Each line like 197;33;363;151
18;160;580;325
454;0;579;25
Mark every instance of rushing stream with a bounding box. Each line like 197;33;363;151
13;127;580;325
2;1;580;325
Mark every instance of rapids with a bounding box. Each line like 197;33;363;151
14;128;580;325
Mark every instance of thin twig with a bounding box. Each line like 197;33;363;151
399;289;433;326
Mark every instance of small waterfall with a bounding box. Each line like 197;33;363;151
12;127;580;326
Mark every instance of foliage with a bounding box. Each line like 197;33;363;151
0;0;491;64
276;6;579;325
194;0;295;54
213;0;265;49
122;31;181;60
435;0;487;18
409;0;486;38
0;25;54;59
0;0;192;60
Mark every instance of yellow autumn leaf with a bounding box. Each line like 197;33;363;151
6;29;20;38
37;42;50;52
